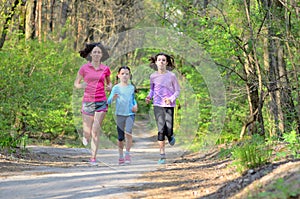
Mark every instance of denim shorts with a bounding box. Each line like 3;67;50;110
82;101;108;115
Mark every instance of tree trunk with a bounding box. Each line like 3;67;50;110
59;0;69;41
264;0;299;136
25;0;35;40
35;0;42;42
69;0;77;49
0;0;20;48
240;0;265;137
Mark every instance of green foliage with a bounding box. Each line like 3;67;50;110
231;134;272;173
135;88;152;116
1;0;299;161
97;109;117;144
0;131;28;153
0;38;121;149
218;146;234;159
282;130;300;158
219;102;248;143
249;178;300;199
265;130;300;162
0;39;84;148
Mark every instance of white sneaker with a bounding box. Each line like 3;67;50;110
82;137;88;146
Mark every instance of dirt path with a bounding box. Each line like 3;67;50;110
1;119;300;199
0;120;182;199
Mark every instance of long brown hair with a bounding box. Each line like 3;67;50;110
149;52;175;71
79;42;109;62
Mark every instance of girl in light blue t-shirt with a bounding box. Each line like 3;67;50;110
107;66;138;165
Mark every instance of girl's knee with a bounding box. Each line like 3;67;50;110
157;132;165;141
167;131;173;138
118;134;125;141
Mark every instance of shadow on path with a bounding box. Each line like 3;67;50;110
0;119;183;199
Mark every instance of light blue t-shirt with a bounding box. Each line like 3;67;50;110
107;84;137;116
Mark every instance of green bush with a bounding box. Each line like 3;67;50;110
0;39;91;148
282;130;300;158
249;178;300;199
231;134;272;173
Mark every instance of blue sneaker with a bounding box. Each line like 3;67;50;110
158;158;166;164
169;136;176;146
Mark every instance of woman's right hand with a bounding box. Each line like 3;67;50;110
80;82;87;89
74;74;86;89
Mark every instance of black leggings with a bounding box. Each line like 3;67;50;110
153;106;174;141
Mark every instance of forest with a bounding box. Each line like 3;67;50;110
0;0;299;185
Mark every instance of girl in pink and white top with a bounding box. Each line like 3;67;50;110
74;42;112;165
145;52;180;164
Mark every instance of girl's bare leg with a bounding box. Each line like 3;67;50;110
118;140;124;157
158;140;165;155
125;132;132;152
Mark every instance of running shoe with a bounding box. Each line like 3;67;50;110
125;154;131;164
119;158;125;165
82;137;88;146
158;158;166;164
89;158;97;166
169;136;176;146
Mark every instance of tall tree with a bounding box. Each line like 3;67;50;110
154;0;299;138
0;0;21;48
25;0;36;40
262;0;300;136
36;0;42;42
240;0;265;137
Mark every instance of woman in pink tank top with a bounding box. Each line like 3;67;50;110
74;42;112;165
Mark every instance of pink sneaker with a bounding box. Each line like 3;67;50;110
119;158;125;165
89;158;97;166
125;154;131;164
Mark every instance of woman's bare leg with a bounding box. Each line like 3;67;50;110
90;111;106;159
82;114;93;145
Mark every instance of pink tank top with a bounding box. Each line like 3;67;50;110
79;63;111;102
